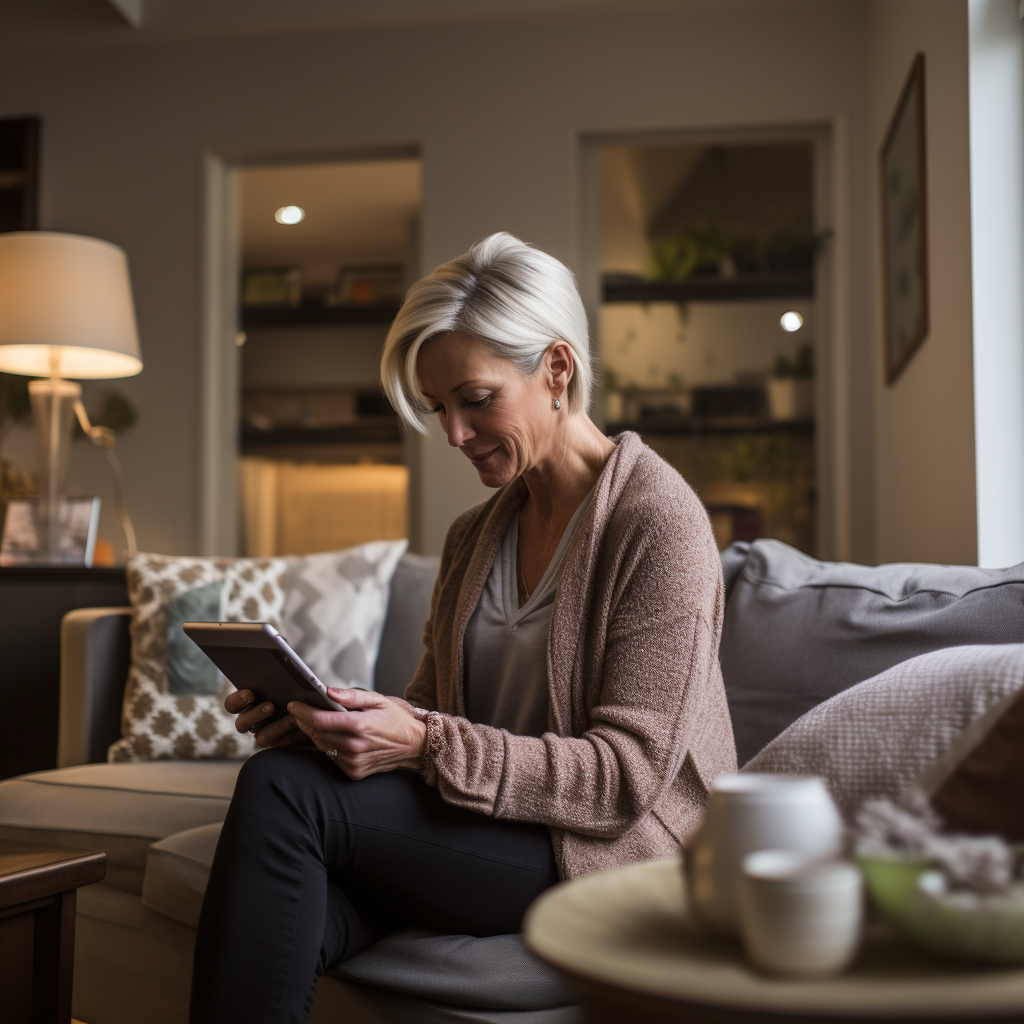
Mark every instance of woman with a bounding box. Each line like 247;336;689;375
190;233;736;1023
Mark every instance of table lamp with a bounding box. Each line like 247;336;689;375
0;232;143;563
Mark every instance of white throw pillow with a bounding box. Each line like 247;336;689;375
742;645;1024;818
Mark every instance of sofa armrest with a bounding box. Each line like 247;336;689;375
59;607;132;767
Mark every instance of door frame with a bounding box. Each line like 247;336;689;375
199;144;423;557
577;122;850;560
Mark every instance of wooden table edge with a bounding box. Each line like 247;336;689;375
0;847;106;910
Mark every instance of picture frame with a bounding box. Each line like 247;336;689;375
0;496;101;566
880;52;929;385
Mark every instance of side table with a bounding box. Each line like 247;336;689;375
0;837;106;1023
525;856;1024;1023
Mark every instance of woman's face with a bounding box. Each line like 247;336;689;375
416;331;568;488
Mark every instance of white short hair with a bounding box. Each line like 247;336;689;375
380;232;592;433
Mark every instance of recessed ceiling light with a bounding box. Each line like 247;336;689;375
275;205;305;225
780;310;804;332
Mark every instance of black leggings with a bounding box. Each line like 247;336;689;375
189;747;558;1024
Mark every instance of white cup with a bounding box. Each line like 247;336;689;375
684;774;844;934
739;850;863;978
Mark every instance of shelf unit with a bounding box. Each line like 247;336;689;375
602;273;813;304
607;417;813;437
241;303;400;329
240;421;402;448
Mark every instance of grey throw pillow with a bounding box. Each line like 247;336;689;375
280;540;408;691
743;645;1024;818
720;539;1024;764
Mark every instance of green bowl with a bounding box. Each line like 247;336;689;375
857;853;935;940
859;853;1024;963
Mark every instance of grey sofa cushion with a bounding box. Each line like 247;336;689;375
374;553;439;697
720;541;750;602
721;540;1024;765
332;931;574;1012
141;819;573;1013
0;761;240;893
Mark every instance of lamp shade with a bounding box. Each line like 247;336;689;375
0;231;142;378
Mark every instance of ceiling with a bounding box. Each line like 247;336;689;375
240;158;422;287
0;0;845;49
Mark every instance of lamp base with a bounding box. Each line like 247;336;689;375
28;377;81;564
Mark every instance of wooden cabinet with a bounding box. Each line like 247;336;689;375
0;567;128;779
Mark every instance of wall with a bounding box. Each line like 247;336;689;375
868;0;977;565
0;2;878;557
600;300;815;391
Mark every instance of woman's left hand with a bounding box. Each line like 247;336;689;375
287;689;427;779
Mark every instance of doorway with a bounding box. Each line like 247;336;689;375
232;156;421;557
586;132;836;557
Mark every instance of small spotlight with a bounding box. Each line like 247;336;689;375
780;311;804;332
275;205;305;225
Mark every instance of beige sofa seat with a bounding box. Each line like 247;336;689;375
0;760;241;892
142;821;221;927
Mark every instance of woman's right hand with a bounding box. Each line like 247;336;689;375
225;690;308;749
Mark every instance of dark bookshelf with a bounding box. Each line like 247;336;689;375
607;417;814;437
240;421;402;449
602;273;813;304
241;302;400;329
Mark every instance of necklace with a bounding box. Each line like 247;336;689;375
517;545;531;603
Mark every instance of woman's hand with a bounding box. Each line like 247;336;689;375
287;689;427;779
224;690;309;749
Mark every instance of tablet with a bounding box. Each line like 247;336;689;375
182;621;346;725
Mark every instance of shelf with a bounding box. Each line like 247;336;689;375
602;273;814;304
608;417;814;437
241;303;401;328
240;421;402;448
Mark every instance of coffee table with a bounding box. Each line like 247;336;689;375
0;837;106;1024
524;856;1024;1023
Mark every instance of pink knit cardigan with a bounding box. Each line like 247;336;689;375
406;432;737;880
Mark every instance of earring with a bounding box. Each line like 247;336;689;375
553;399;561;410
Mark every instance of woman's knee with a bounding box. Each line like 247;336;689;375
232;747;334;811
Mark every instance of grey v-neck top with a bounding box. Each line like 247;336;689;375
463;490;594;736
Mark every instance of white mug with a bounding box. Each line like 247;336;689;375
739;849;863;977
684;774;843;933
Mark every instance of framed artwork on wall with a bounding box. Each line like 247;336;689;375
880;52;929;385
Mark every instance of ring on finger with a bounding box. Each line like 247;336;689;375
325;748;338;760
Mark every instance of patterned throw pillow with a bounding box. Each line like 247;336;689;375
109;541;408;762
280;540;408;692
109;554;287;762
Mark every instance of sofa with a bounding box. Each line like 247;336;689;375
3;539;1024;1024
